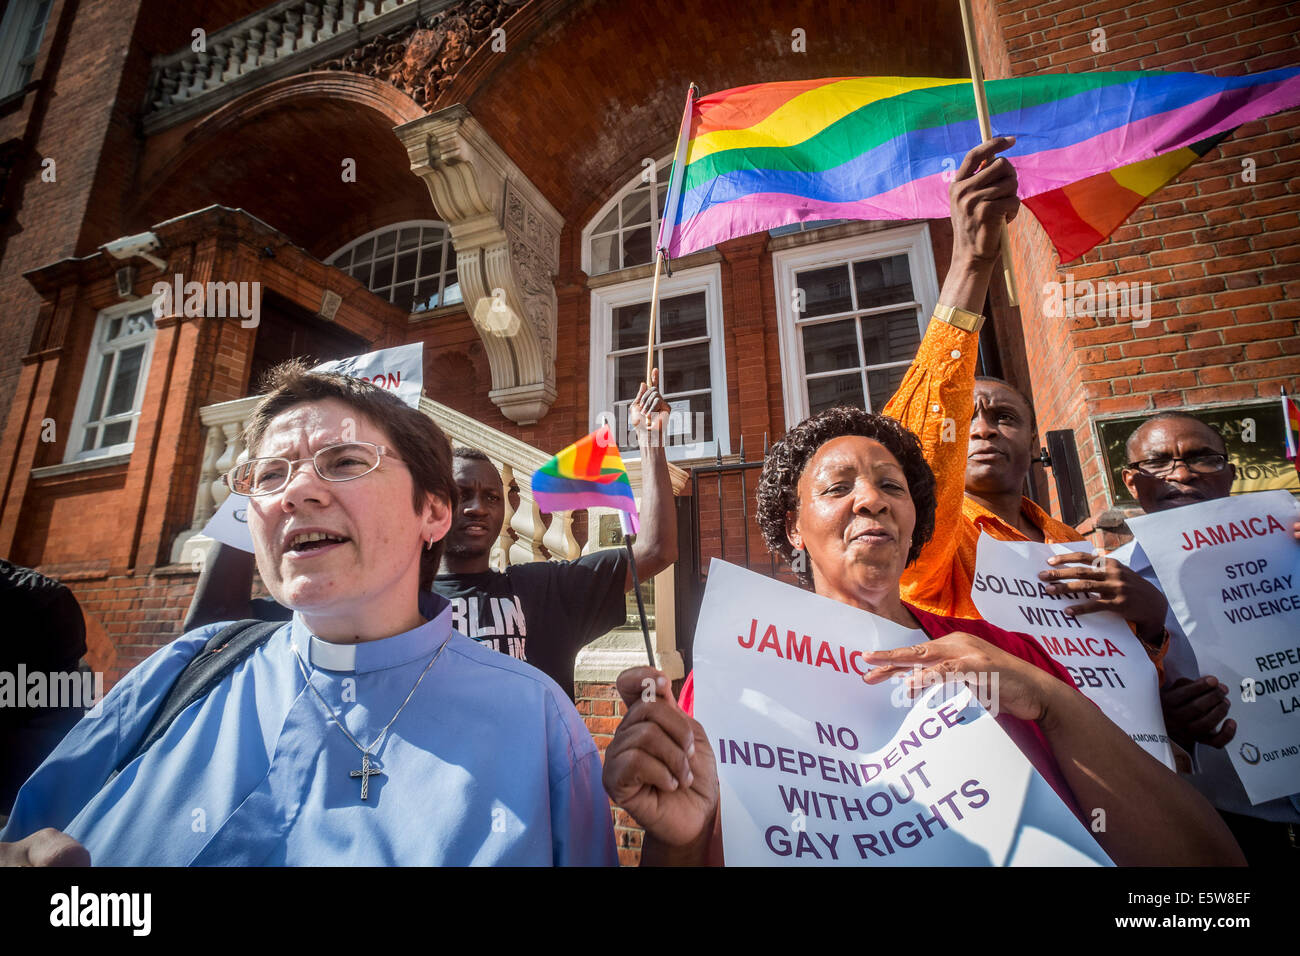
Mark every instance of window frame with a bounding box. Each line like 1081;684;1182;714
325;219;461;314
0;0;52;98
66;297;160;464
771;224;940;429
581;154;676;278
588;263;731;464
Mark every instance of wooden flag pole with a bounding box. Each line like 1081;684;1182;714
648;82;697;385
957;0;1020;307
619;511;656;666
645;249;665;383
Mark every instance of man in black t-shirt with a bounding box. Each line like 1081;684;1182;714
183;371;676;698
433;370;676;697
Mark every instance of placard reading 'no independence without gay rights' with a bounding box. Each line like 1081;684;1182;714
693;560;1110;866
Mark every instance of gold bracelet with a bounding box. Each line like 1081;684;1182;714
933;303;985;332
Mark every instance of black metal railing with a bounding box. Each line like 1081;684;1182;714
675;435;787;673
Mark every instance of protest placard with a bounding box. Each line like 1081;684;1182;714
693;560;1110;866
202;343;425;551
970;534;1174;769
1127;489;1300;804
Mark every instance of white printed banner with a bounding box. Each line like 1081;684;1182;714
693;560;1110;866
971;534;1175;769
201;343;425;551
1127;490;1300;804
313;342;424;409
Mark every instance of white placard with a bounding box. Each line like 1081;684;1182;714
693;560;1110;866
201;343;425;551
313;342;424;409
1127;490;1300;804
970;534;1174;769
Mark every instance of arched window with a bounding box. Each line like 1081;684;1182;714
583;156;681;277
327;221;461;314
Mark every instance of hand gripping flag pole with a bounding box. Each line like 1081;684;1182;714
957;0;1019;306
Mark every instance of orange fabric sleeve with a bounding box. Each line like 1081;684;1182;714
1135;625;1171;685
882;318;980;607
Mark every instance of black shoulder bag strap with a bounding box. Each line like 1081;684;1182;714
109;619;284;780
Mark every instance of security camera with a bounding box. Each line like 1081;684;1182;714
100;232;167;272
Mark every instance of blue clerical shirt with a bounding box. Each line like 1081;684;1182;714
3;595;618;865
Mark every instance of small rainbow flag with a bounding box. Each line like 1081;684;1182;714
1283;393;1300;469
532;426;640;533
657;69;1300;264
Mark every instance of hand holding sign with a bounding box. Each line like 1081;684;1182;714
862;630;1060;723
1161;676;1236;752
602;667;719;853
1040;552;1170;646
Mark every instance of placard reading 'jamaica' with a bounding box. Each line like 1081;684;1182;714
693;560;1110;866
971;534;1174;769
1127;490;1300;805
202;343;425;552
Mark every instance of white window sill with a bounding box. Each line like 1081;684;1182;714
32;452;132;480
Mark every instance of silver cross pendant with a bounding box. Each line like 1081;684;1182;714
350;752;383;800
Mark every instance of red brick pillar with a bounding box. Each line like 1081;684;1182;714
718;233;777;453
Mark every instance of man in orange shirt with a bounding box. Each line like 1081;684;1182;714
882;137;1170;660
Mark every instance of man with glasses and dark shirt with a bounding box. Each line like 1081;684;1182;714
432;371;675;699
1110;411;1300;863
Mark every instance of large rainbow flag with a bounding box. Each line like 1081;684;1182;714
657;69;1300;264
532;425;640;533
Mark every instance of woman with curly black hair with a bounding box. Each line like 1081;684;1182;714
603;405;1244;866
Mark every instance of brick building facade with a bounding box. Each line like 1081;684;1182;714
0;0;1297;864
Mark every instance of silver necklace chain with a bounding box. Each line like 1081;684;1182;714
290;631;453;799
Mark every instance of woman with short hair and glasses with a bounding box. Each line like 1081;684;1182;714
602;406;1244;866
1;360;618;866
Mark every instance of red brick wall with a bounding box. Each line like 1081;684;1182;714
0;0;139;416
57;569;198;687
979;0;1300;519
573;680;642;865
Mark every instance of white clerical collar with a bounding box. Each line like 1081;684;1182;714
308;636;359;672
291;593;453;674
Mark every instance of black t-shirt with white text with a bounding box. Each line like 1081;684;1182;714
432;549;629;699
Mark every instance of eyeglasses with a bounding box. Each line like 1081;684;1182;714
223;442;402;497
1123;453;1229;478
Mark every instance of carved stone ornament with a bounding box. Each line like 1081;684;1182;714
320;0;526;107
396;104;561;424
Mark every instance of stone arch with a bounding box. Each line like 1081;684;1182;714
131;72;431;257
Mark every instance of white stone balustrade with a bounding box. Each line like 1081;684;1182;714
144;0;457;133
